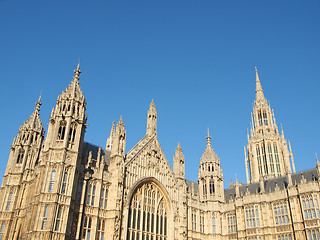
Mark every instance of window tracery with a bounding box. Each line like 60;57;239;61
127;182;168;240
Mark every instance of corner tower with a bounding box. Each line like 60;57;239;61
244;68;295;183
31;63;88;239
0;95;44;239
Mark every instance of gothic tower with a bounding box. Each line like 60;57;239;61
198;129;224;202
0;95;44;239
30;63;88;239
244;68;295;183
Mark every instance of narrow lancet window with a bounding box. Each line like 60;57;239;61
48;169;56;192
256;145;263;175
263;111;268;125
55;206;62;231
258;112;263;126
57;121;67;140
268;143;275;173
42;205;49;230
5;191;13;211
69;122;77;143
61;171;68;194
16;148;24;164
273;143;281;175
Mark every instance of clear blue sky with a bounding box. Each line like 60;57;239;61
0;0;319;186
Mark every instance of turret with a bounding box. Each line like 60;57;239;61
173;142;185;180
198;129;224;202
4;94;44;176
0;94;45;239
44;62;87;152
146;99;157;136
245;68;295;183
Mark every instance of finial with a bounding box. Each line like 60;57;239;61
206;127;212;146
150;99;156;109
316;153;319;164
235;173;238;183
176;142;182;151
77;58;80;70
73;59;81;79
35;91;42;111
255;66;258;73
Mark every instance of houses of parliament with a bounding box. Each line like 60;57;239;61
0;64;319;240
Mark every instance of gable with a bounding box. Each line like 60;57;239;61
124;135;177;202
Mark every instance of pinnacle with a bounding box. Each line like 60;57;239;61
150;99;156;109
176;142;182;151
73;59;81;79
255;67;265;101
35;91;42;112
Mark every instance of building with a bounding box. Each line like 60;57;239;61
0;64;319;240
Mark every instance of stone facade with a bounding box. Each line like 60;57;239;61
0;65;319;240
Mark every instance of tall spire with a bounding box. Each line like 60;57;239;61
246;68;294;183
255;67;265;101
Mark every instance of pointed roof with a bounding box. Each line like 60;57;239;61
201;128;219;163
176;142;183;154
255;67;266;101
149;99;156;111
61;61;84;100
20;93;43;132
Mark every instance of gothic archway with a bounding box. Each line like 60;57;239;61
127;181;169;240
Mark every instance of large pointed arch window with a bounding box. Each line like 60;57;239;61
127;182;168;240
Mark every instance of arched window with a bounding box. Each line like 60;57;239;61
273;143;281;175
60;171;68;194
256;145;263;175
127;182;168;240
263;111;268;125
54;205;62;231
203;180;207;196
16;148;24;164
0;222;5;239
41;205;49;230
261;144;268;174
97;218;105;240
82;216;92;240
268;143;275;173
100;186;108;209
69;122;77;143
86;183;96;206
57;121;67;140
210;181;215;194
49;169;56;192
5;191;13;211
258;112;263;126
